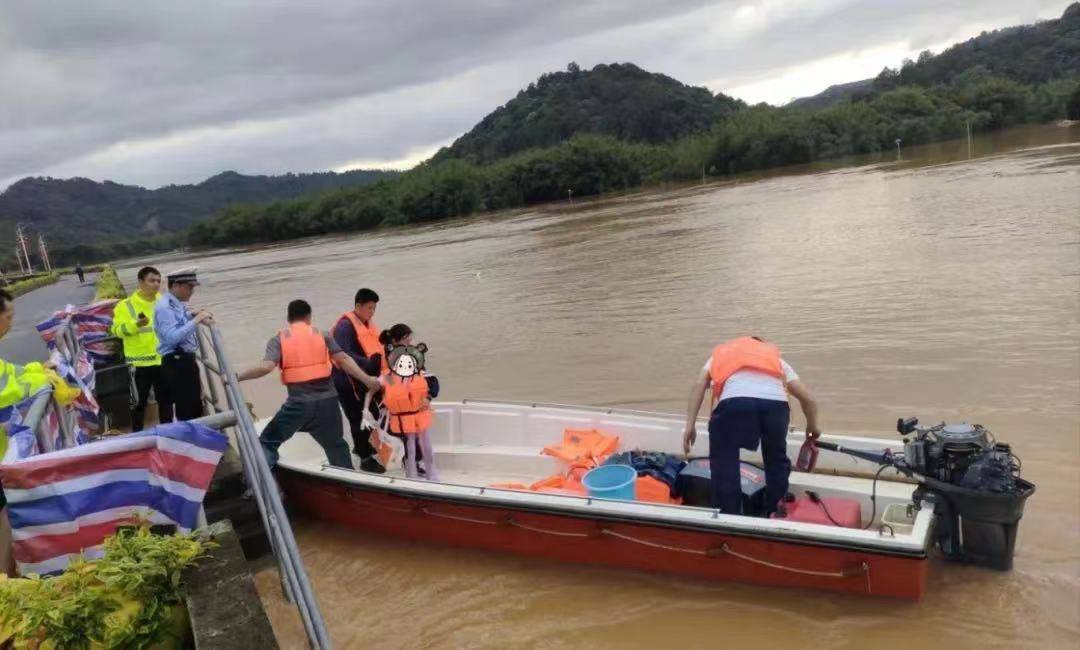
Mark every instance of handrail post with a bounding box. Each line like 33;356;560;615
195;327;223;414
200;322;332;649
24;388;57;453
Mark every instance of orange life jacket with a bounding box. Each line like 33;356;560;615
709;337;783;400
340;310;389;375
279;322;333;385
382;373;432;434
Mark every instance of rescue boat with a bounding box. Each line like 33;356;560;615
270;400;946;599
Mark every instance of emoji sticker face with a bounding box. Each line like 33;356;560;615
388;342;428;378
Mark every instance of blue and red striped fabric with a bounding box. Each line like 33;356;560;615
0;421;227;575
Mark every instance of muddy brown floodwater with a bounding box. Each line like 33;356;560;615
120;124;1079;649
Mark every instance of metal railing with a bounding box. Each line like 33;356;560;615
194;322;331;650
20;312;331;648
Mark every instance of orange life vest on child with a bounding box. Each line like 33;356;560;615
279;323;333;384
340;310;390;374
709;336;783;400
382;374;432;434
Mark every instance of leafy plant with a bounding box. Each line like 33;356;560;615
0;524;212;649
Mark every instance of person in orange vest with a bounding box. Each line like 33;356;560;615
681;336;820;515
380;341;439;480
237;299;382;469
331;288;389;473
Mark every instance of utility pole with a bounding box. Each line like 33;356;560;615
966;119;973;158
37;234;51;272
15;247;25;274
15;224;33;274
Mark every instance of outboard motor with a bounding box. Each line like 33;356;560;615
897;417;1035;570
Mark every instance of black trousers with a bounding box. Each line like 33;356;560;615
333;371;378;459
160;352;204;423
130;364;166;431
708;397;791;514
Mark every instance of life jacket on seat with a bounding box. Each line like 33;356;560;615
708;336;783;402
340;311;390;375
279;323;333;384
382;374;432;434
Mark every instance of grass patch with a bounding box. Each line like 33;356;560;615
94;264;127;301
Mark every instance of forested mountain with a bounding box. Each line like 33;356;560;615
19;4;1080;260
793;2;1080;109
789;79;874;110
187;4;1078;249
874;3;1080;90
0;168;397;247
433;62;744;163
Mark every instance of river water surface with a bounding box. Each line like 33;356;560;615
120;124;1079;648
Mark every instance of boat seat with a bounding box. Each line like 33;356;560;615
432;443;558;474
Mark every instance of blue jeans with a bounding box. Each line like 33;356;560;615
708;397;791;514
259;396;354;470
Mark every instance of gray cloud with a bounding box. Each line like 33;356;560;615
0;0;1071;189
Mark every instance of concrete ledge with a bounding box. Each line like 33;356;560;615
183;520;279;649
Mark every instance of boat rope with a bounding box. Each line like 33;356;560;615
507;518;593;538
338;488;871;585
600;528;708;555
420;506;504;526
716;543;866;579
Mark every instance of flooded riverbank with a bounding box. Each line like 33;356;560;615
120;123;1079;648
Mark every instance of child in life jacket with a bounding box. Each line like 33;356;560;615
380;336;440;480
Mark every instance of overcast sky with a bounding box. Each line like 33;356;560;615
0;0;1071;190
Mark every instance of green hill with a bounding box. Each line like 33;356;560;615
433;62;744;163
0;168;398;248
792;2;1079;109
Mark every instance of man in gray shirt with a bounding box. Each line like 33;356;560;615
237;299;382;469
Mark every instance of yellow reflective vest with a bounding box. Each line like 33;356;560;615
111;292;162;367
0;359;51;460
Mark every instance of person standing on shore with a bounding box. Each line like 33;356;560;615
237;299;382;469
0;289;53;575
110;266;165;431
332;288;389;473
154;267;212;422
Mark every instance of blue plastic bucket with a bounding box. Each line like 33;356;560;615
582;464;637;501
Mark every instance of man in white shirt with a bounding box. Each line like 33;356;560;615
682;336;820;515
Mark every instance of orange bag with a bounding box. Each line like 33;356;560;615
635;475;682;505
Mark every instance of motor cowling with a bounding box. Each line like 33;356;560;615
898;418;1035;570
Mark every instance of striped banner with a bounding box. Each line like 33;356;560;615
0;421;228;575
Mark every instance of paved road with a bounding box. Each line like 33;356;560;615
0;275;98;364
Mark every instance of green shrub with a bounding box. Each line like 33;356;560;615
4;272;60;297
94;265;127;301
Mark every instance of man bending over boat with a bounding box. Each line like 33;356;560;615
681;336;820;515
237;299;382;469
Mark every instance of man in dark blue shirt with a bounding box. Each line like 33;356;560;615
331;288;386;473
